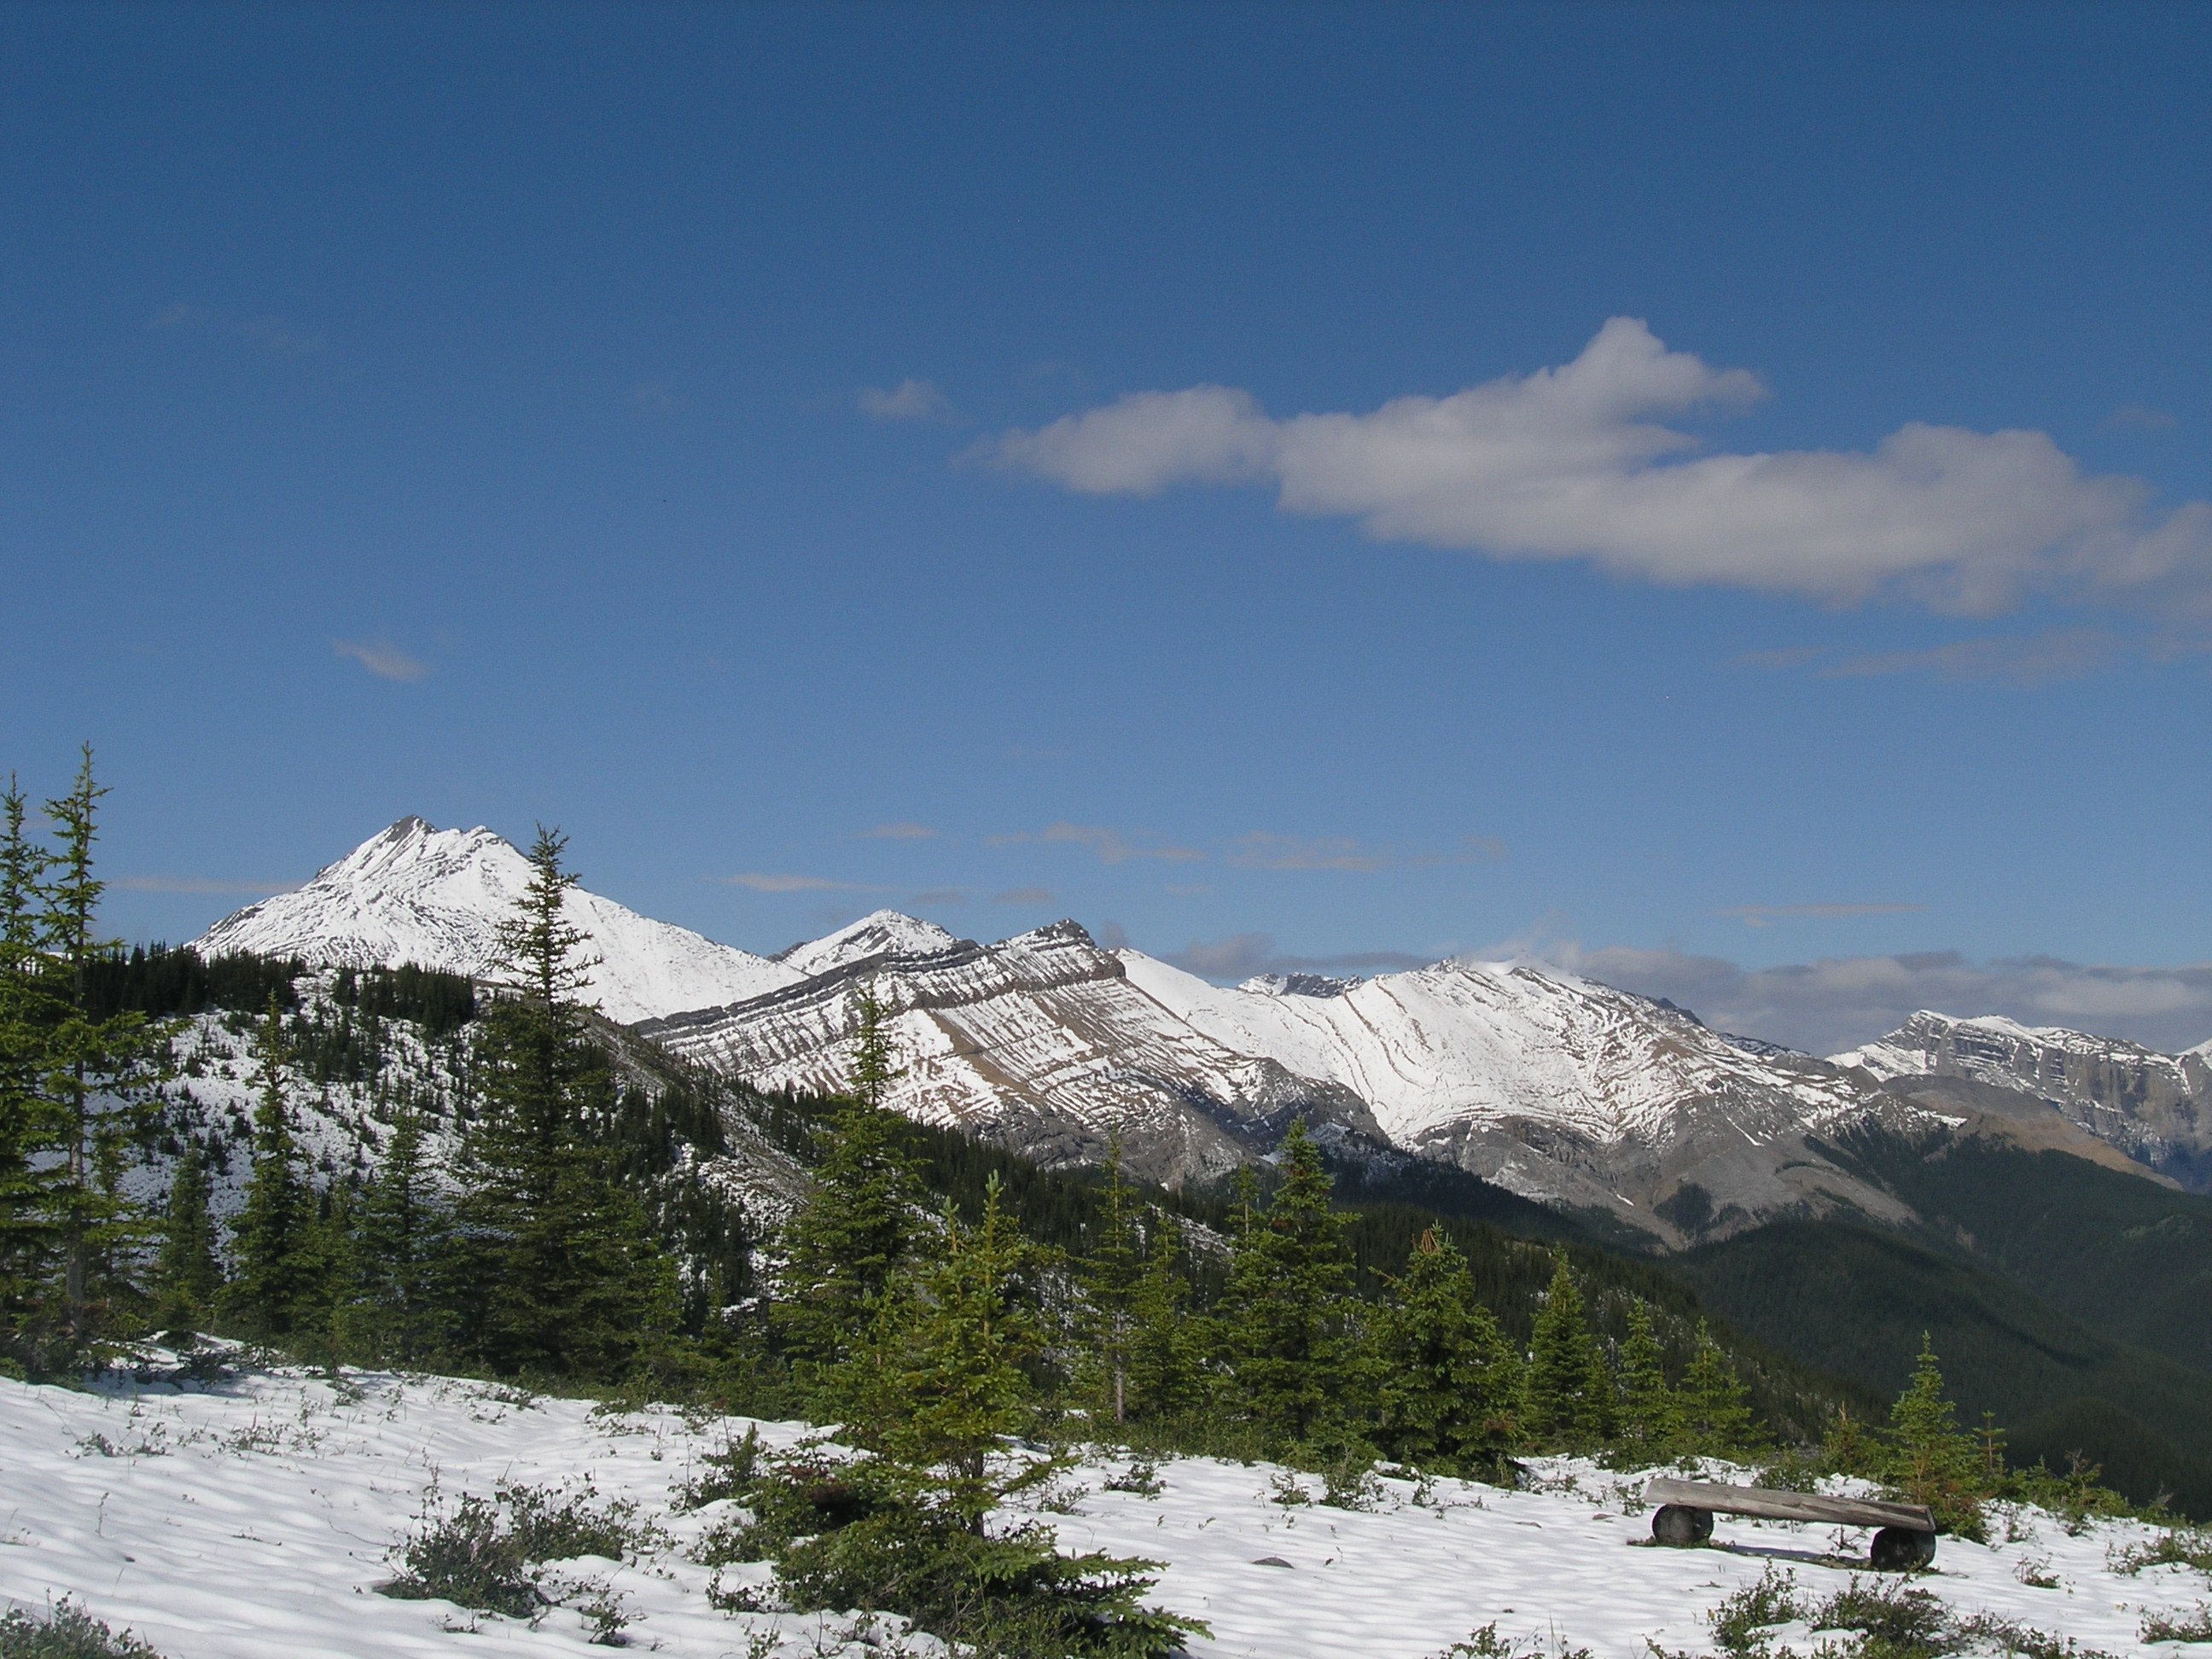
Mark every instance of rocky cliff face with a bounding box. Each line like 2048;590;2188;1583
1834;1011;2212;1190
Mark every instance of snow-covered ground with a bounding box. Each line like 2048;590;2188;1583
3;1364;2203;1658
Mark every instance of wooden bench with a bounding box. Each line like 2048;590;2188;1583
1644;1476;1940;1570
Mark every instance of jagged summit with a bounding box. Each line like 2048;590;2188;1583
194;818;800;1025
773;910;966;977
1833;1009;2212;1189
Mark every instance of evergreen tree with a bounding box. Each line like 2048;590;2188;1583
1522;1251;1611;1448
772;981;928;1394
348;1101;445;1364
876;1175;1044;1511
1080;1136;1144;1423
0;776;57;1369
1124;1214;1201;1421
153;1143;222;1336
1371;1227;1522;1472
28;751;172;1362
452;826;678;1378
1885;1334;1986;1535
1615;1300;1685;1459
1679;1323;1761;1455
1214;1118;1354;1449
220;998;322;1341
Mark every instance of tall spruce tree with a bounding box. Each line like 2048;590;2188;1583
1080;1135;1144;1423
1615;1300;1685;1459
1522;1252;1612;1448
1214;1118;1354;1449
1371;1227;1522;1472
221;998;322;1341
1124;1213;1201;1422
31;751;171;1362
772;981;928;1397
349;1101;445;1364
1885;1334;1986;1534
1679;1323;1761;1455
452;827;678;1378
153;1143;222;1336
0;776;56;1368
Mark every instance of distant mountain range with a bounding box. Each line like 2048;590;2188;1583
195;818;2212;1243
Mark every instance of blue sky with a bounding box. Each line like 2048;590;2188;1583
4;3;2209;1051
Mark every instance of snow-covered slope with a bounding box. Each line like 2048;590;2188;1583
1121;951;1925;1236
1;1364;2192;1659
773;909;963;977
195;818;800;1025
641;916;1933;1243
642;920;1377;1187
1834;1010;2212;1190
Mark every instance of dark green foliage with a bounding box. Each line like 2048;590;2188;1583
1825;1123;2212;1377
327;962;476;1038
448;827;679;1379
771;985;930;1392
1615;1300;1684;1457
152;1143;221;1334
0;751;174;1372
1078;1139;1147;1424
1885;1336;1988;1537
1680;1322;1761;1456
341;1100;445;1363
1700;1569;2116;1659
1522;1252;1612;1448
219;1000;323;1340
0;1600;165;1659
1677;1218;2212;1516
1214;1119;1357;1450
1371;1227;1522;1472
79;945;303;1023
382;1482;645;1620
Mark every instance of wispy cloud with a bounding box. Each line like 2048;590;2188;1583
985;317;2212;616
714;872;881;893
1822;628;2124;687
1164;931;1431;981
116;876;300;896
992;887;1055;905
859;378;955;422
856;822;937;840
1228;831;1505;872
2107;404;2179;432
1716;903;1924;928
149;304;324;356
911;888;967;906
334;639;431;682
987;822;1205;864
631;378;688;415
1537;939;2212;1057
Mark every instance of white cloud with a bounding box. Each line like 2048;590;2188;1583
859;378;954;422
987;318;2212;615
716;872;875;893
333;639;430;682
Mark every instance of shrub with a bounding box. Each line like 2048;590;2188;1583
0;1602;164;1659
381;1482;649;1621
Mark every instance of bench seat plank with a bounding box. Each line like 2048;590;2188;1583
1644;1476;1936;1533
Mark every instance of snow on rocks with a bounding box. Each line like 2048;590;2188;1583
1;1363;2198;1658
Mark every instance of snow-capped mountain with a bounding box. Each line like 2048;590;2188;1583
190;821;2200;1242
640;917;1380;1187
641;915;1943;1244
194;818;801;1026
1834;1010;2212;1190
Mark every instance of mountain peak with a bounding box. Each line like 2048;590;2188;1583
774;910;966;977
195;818;799;1025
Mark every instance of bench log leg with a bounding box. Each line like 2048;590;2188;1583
1869;1527;1937;1571
1651;1505;1714;1546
